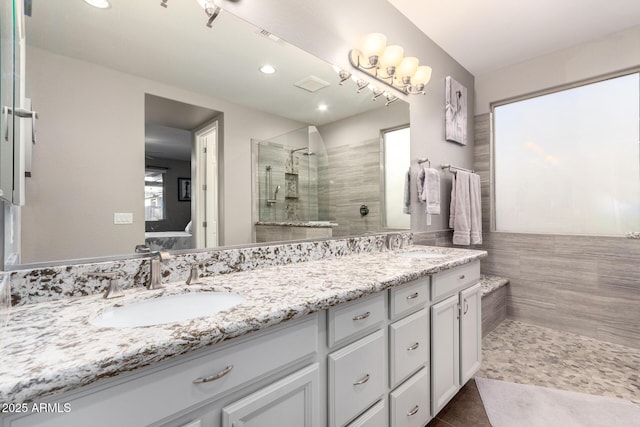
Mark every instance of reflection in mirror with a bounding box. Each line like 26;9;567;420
143;94;219;252
9;1;409;267
383;126;411;229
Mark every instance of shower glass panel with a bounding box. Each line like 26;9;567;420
257;126;329;223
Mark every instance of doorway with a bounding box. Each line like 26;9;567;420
144;94;220;251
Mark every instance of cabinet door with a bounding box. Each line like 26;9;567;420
222;364;319;427
346;399;387;427
328;329;385;427
389;367;430;427
460;283;482;385
430;294;460;415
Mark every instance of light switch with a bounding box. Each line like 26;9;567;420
426;214;432;226
114;212;133;224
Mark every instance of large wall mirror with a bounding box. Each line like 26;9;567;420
7;0;409;268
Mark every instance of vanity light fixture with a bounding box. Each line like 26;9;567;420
196;0;222;27
331;66;398;107
83;0;110;9
259;65;276;74
349;33;432;95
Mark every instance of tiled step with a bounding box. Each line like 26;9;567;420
479;274;509;338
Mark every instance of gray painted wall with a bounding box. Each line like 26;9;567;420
475;25;640;114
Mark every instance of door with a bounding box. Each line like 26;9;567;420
460;283;482;384
222;364;319;427
430;294;460;414
194;120;218;248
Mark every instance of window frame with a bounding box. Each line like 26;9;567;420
144;168;167;222
489;67;640;235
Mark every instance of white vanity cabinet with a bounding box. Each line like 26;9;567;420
430;262;482;414
221;363;319;427
4;258;484;427
5;316;319;427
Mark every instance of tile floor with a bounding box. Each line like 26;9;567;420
427;319;640;426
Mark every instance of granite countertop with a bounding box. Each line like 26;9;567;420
0;245;486;404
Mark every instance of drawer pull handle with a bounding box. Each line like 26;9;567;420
464;299;469;314
353;374;370;386
459;274;466;280
406;292;419;300
407;405;420;416
353;311;371;321
193;365;234;384
407;342;420;351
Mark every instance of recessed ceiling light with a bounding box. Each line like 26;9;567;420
259;65;276;74
318;104;328;111
83;0;110;9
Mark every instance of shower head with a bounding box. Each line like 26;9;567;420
291;147;315;156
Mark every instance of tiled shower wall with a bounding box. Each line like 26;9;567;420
258;142;318;222
474;113;640;349
320;138;383;237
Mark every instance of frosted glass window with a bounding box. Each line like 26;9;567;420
494;72;640;235
145;169;166;221
383;126;411;229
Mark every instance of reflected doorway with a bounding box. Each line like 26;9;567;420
382;126;411;229
144;94;221;251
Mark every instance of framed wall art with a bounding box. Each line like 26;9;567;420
445;76;467;145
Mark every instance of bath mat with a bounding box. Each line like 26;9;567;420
475;377;640;427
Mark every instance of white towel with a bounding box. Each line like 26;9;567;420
417;166;441;215
469;173;482;245
403;168;411;214
451;171;482;245
449;173;456;229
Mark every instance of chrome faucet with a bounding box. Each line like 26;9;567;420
87;272;124;299
135;245;171;290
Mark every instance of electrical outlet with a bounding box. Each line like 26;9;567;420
114;212;133;224
426;214;432;226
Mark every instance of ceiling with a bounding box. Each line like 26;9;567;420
388;0;640;77
26;0;388;128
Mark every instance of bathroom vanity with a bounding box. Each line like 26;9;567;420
0;245;485;426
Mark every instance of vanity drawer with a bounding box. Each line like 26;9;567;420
389;309;429;387
390;367;431;427
346;398;388;427
328;330;385;427
431;261;480;302
10;316;318;427
389;278;429;320
328;293;385;348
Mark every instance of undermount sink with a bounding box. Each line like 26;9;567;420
395;251;447;259
90;292;246;328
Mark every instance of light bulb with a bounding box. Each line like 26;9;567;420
397;57;419;81
379;45;404;69
361;33;387;66
411;66;432;86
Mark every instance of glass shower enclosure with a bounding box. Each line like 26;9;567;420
257;126;329;223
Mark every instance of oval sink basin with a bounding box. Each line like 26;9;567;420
90;292;246;328
395;252;447;259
